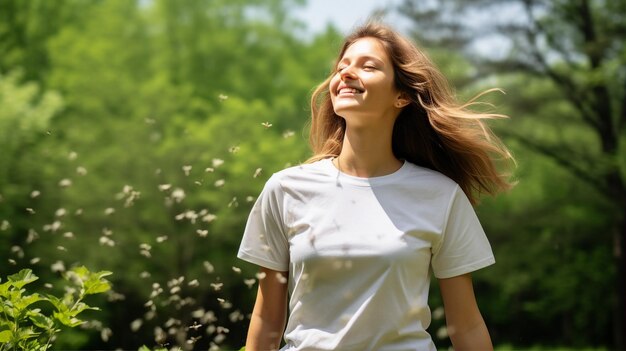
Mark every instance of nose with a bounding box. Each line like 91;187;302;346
339;65;357;80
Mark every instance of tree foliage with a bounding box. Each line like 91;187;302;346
400;0;625;348
1;0;620;349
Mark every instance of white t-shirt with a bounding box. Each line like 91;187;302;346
238;158;495;351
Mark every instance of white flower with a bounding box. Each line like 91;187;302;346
432;306;445;320
229;311;243;322
99;236;115;247
51;260;65;272
139;271;151;278
202;213;217;223
182;165;192;176
436;326;448;339
130;319;143;332
51;220;61;232
275;273;287;284
203;261;215;273
171;188;185;202
158;184;171;191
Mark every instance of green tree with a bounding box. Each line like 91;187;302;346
0;0;345;348
0;70;63;281
0;0;97;83
399;0;625;347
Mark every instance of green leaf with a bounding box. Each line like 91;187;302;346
83;280;111;295
45;294;68;313
7;269;38;289
69;266;90;280
0;281;10;297
3;302;16;318
16;327;39;340
29;312;54;330
93;270;113;280
14;293;45;310
67;301;97;317
53;311;84;327
0;330;11;342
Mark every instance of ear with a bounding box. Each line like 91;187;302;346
395;94;410;108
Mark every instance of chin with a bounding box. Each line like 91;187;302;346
333;104;361;116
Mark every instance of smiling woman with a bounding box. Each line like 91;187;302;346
329;38;405;133
238;22;515;350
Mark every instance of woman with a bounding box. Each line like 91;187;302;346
238;22;514;350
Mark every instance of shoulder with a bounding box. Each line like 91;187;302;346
401;161;460;195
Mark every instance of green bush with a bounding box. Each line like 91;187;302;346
0;267;111;350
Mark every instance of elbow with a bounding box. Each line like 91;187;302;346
447;319;493;351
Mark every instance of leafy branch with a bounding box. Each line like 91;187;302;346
0;267;112;351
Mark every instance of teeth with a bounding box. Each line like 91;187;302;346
338;88;361;94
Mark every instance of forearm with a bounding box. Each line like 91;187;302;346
439;274;493;351
245;268;288;351
246;312;285;351
448;318;493;351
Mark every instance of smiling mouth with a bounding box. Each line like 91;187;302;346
337;87;364;95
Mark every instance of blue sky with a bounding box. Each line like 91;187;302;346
292;0;408;35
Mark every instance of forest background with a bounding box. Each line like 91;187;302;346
1;0;625;350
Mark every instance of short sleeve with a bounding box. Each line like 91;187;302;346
431;185;495;279
237;174;290;272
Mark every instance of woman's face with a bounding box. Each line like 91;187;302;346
329;37;402;125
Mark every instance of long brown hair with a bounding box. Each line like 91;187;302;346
307;22;515;204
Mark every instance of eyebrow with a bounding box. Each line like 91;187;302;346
338;55;385;66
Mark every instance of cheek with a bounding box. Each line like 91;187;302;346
329;75;341;94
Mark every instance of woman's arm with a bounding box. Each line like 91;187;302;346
438;273;493;350
245;267;289;351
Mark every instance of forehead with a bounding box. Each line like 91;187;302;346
341;37;389;62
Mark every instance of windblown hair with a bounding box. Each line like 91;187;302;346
307;22;515;204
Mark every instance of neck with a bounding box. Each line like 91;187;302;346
335;126;402;178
